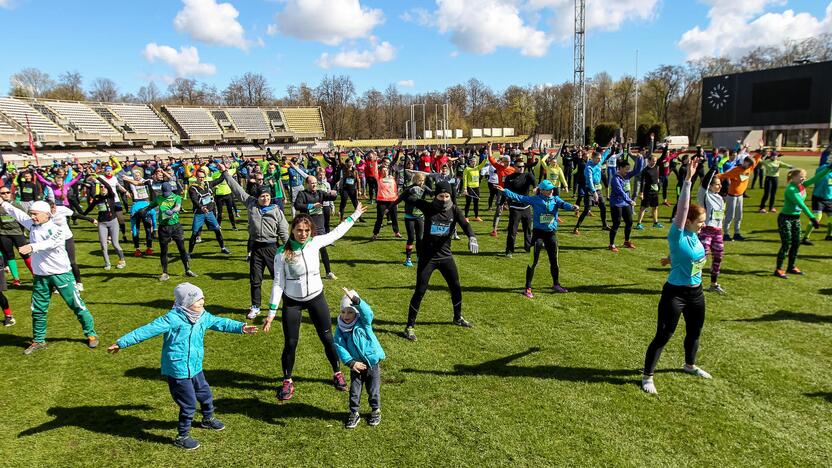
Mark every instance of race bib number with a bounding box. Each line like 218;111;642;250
739;174;750;182
97;203;108;212
345;177;355;185
200;195;213;207
712;208;725;223
650;184;659;192
135;186;149;199
470;175;479;184
310;205;323;215
0;215;14;223
540;214;555;224
383;177;395;186
691;256;706;278
285;256;306;278
430;222;451;236
22;187;32;194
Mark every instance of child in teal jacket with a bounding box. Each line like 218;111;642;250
334;288;385;429
108;283;257;450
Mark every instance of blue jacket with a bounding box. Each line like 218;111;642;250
334;299;385;367
116;308;245;379
609;156;644;207
585;148;612;193
503;189;574;231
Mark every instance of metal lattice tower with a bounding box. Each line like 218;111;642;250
572;0;586;145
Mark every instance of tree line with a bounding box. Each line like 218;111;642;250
8;34;831;145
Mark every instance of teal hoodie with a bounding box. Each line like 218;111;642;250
116;308;244;379
334;300;385;367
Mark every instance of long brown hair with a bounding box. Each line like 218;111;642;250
686;204;706;223
284;214;316;262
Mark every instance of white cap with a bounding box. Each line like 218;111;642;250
29;201;51;215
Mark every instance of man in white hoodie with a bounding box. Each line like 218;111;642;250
1;200;98;354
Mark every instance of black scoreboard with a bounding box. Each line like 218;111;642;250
701;61;832;129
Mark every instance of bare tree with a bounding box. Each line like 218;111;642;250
315;75;356;139
9;68;55;97
89;78;119;102
224;72;273;106
137;82;161;104
45;71;86;100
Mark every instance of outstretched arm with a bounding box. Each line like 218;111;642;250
673;159;699;229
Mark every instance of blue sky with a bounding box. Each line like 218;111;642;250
0;0;829;97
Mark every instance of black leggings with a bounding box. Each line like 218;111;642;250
0;291;8;311
526;229;559;288
609;205;633;245
366;177;378;201
464;188;480;218
131;214;154;250
407;257;462;327
0;234;29;260
65;238;81;283
339;187;358;219
215;194;237;229
575;192;608;229
373;201;399;235
159;235;189;275
759;176;779;211
281;293;339;379
487;183;498;210
249;243;276;307
323;206;332;233
643;283;705;376
404;217;424;259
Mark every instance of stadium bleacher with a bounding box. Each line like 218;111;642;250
104;103;177;140
281;107;325;135
226;108;271;137
0;96;71;141
44;100;121;139
162;106;223;141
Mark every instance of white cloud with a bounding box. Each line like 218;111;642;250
274;0;383;46
397;79;415;88
266;24;278;36
143;43;217;77
528;0;658;42
316;38;396;69
173;0;248;50
679;1;832;60
0;0;13;9
400;8;434;26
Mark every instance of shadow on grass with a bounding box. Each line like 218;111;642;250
329;258;402;266
645;267;769;276
806;392;832;403
0;334;87;348
202;271;252;281
124;366;330;389
87;298;240;316
214;398;341;425
402;347;636;385
367;284;509;294
730;310;832;324
568;284;659;295
18;404;173;444
820;288;832;296
736;252;831;260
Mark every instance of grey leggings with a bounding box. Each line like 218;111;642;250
98;219;125;266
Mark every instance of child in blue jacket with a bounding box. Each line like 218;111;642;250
334;288;385;429
107;283;257;450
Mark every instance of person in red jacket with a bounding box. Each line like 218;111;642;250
487;143;516;237
371;166;401;240
364;151;380;204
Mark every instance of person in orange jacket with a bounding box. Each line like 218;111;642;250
486;143;516;237
718;148;762;241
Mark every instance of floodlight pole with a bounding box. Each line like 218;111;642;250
572;0;586;146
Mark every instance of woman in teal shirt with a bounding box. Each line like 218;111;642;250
642;158;712;395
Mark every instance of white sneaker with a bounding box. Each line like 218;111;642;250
683;365;712;379
326;272;338;280
247;307;260;320
159;273;170;282
116;260;126;269
75;283;84;292
641;378;658;395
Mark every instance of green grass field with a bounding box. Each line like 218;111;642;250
1;156;830;467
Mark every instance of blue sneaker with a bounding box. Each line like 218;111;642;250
174;435;200;450
200;417;225;431
635;223;645;231
652;222;664;229
403;259;413;267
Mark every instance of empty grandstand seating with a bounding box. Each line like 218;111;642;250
45;101;121;138
281;107;325;135
226;108;271;135
105;103;177;139
0;97;70;139
162;106;223;140
0;117;21;135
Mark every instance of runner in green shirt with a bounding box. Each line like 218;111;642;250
461;156;488;221
140;183;196;281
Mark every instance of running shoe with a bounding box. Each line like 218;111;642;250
786;267;804;275
394;232;403;238
345;412;361;429
662;201;671;207
368;409;381;426
608;245;620;253
682;365;712;379
200;417;225;431
453;317;473;328
652;222;664;229
473;217;483;222
277;379;295;401
173;435;200;450
641;378;658;395
770;208;777;213
333;372;348;391
635;223;645;230
722;234;731;242
489;230;497;237
708;284;727;295
195;236;202;243
145;248;153;255
403;259;413;267
3;315;15;327
23;341;48;355
523;288;534;299
504;252;513;259
11;279;20;287
75;283;84;291
326;272;338;280
601;225;611;231
87;336;99;349
801;238;813;246
732;234;747;241
404;327;417;341
116;260;126;269
572;228;580;236
623;241;636;249
773;269;788;279
247;307;261;320
758;208;767;214
552;284;569;293
826;235;832;241
185;270;198;277
245;253;251;262
370;234;378;241
221;247;231;254
133;249;142;257
453;233;460;240
159;273;170;282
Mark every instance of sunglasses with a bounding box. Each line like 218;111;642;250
0;192;10;195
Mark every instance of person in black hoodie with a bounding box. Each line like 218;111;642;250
293;175;339;279
187;167;230;256
402;181;479;342
502;161;536;257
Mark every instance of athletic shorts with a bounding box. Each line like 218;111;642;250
114;202;124;212
642;193;659;208
159;224;184;244
811;196;832;214
192;212;220;232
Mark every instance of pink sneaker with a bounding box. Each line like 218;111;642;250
552;284;569;293
277;379;295;401
523;288;534;298
333;371;348;391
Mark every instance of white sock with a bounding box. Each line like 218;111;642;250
641;376;658;394
683;365;712;379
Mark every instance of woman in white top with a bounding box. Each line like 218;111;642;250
264;202;367;401
48;200;97;291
